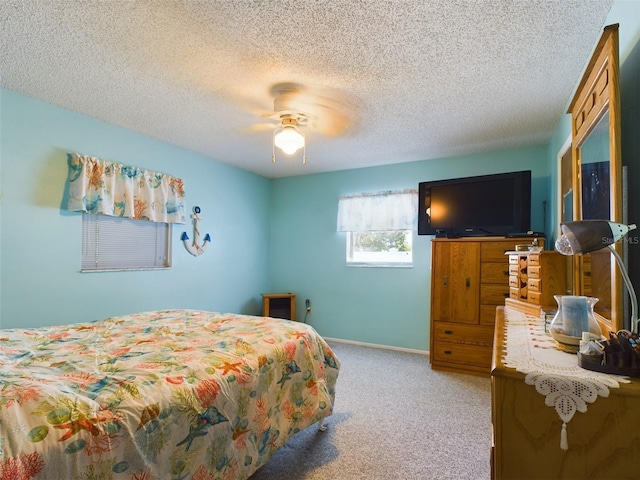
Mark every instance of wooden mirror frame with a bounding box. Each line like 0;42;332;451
567;24;622;332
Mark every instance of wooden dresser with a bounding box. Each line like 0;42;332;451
430;236;542;376
491;306;640;479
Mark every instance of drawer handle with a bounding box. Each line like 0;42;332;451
503;293;509;298
443;329;453;335
466;277;470;288
443;350;453;355
503;270;509;276
443;275;448;287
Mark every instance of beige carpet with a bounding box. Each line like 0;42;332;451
251;341;492;480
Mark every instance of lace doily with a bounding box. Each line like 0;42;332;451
501;307;629;450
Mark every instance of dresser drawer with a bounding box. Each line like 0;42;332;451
527;254;541;266
432;341;493;367
528;278;541;292
482;262;511;284
528;265;541;279
481;284;510;305
482;242;517;262
509;276;519;288
432;321;494;347
527;291;542;304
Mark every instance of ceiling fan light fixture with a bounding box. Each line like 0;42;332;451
274;125;305;155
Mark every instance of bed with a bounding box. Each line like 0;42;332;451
0;309;340;480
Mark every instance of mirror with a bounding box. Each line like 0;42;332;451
580;111;611;221
568;24;622;332
580;112;613;319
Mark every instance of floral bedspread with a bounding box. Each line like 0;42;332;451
0;310;340;480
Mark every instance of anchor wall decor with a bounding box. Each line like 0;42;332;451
181;206;211;256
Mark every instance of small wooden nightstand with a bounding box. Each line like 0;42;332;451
261;293;296;321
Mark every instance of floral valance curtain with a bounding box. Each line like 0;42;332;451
337;189;418;232
66;153;186;224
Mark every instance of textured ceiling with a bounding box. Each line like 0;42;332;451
0;0;613;178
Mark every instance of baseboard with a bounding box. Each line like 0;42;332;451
323;337;429;356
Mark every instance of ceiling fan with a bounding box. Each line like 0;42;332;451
253;83;353;164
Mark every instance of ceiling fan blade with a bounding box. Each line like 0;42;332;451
246;122;277;133
243;82;355;138
309;108;352;137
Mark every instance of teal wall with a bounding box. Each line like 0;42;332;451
0;88;549;350
269;147;549;351
0;90;271;328
2;1;638;349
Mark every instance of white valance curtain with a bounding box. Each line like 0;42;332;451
337;189;418;232
66;153;187;224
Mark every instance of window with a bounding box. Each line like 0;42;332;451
81;213;171;271
337;189;417;268
346;230;413;267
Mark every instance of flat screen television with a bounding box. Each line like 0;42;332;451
418;170;532;237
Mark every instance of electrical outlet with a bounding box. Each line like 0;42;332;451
305;299;311;312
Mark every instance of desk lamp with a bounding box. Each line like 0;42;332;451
555;220;638;334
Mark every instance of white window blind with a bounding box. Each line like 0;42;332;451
337;189;418;232
81;213;171;272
